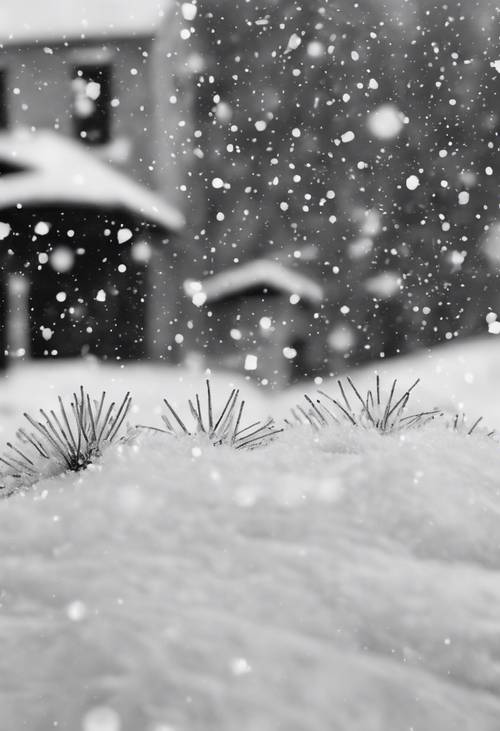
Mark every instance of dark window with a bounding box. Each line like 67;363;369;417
0;69;7;129
71;64;111;145
0;161;25;176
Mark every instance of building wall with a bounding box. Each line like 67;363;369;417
199;294;324;386
0;37;161;187
151;6;197;216
151;7;208;359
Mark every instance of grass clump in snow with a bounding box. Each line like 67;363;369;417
447;413;495;438
139;380;283;450
0;387;131;494
0;374;495;498
287;376;442;434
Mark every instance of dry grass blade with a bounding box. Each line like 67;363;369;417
0;388;132;492
448;413;495;438
142;380;281;450
290;376;441;435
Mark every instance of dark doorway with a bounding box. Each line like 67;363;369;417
4;206;148;360
290;337;312;380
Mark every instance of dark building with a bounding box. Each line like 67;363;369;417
184;259;325;385
0;0;189;367
0;129;184;362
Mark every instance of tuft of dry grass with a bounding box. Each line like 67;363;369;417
286;376;442;434
0;375;494;497
447;413;495;438
0;387;131;495
138;380;282;450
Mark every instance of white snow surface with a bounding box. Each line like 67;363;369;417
189;258;324;307
0;129;185;231
0;0;170;45
2;337;500;730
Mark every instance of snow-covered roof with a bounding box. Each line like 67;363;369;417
186;260;324;306
0;1;171;45
0;129;185;231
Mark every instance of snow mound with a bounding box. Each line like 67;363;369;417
2;422;500;730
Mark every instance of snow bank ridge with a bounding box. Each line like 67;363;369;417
1;375;493;497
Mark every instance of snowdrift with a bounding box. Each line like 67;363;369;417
2;416;500;730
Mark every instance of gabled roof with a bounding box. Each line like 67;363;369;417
0;1;171;46
185;260;324;307
0;128;185;231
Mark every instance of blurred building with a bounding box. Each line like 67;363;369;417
0;129;184;361
0;0;189;366
184;260;325;385
0;0;184;188
172;0;500;380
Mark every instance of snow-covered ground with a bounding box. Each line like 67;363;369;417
2;336;500;730
1;334;500;433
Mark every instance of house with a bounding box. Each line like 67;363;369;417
0;0;185;192
184;259;325;385
0;2;324;382
0;128;184;362
0;0;191;367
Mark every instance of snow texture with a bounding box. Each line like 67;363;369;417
2;339;500;729
187;258;324;306
2;420;500;730
0;129;185;231
0;0;169;45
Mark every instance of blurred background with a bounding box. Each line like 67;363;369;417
0;0;498;388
